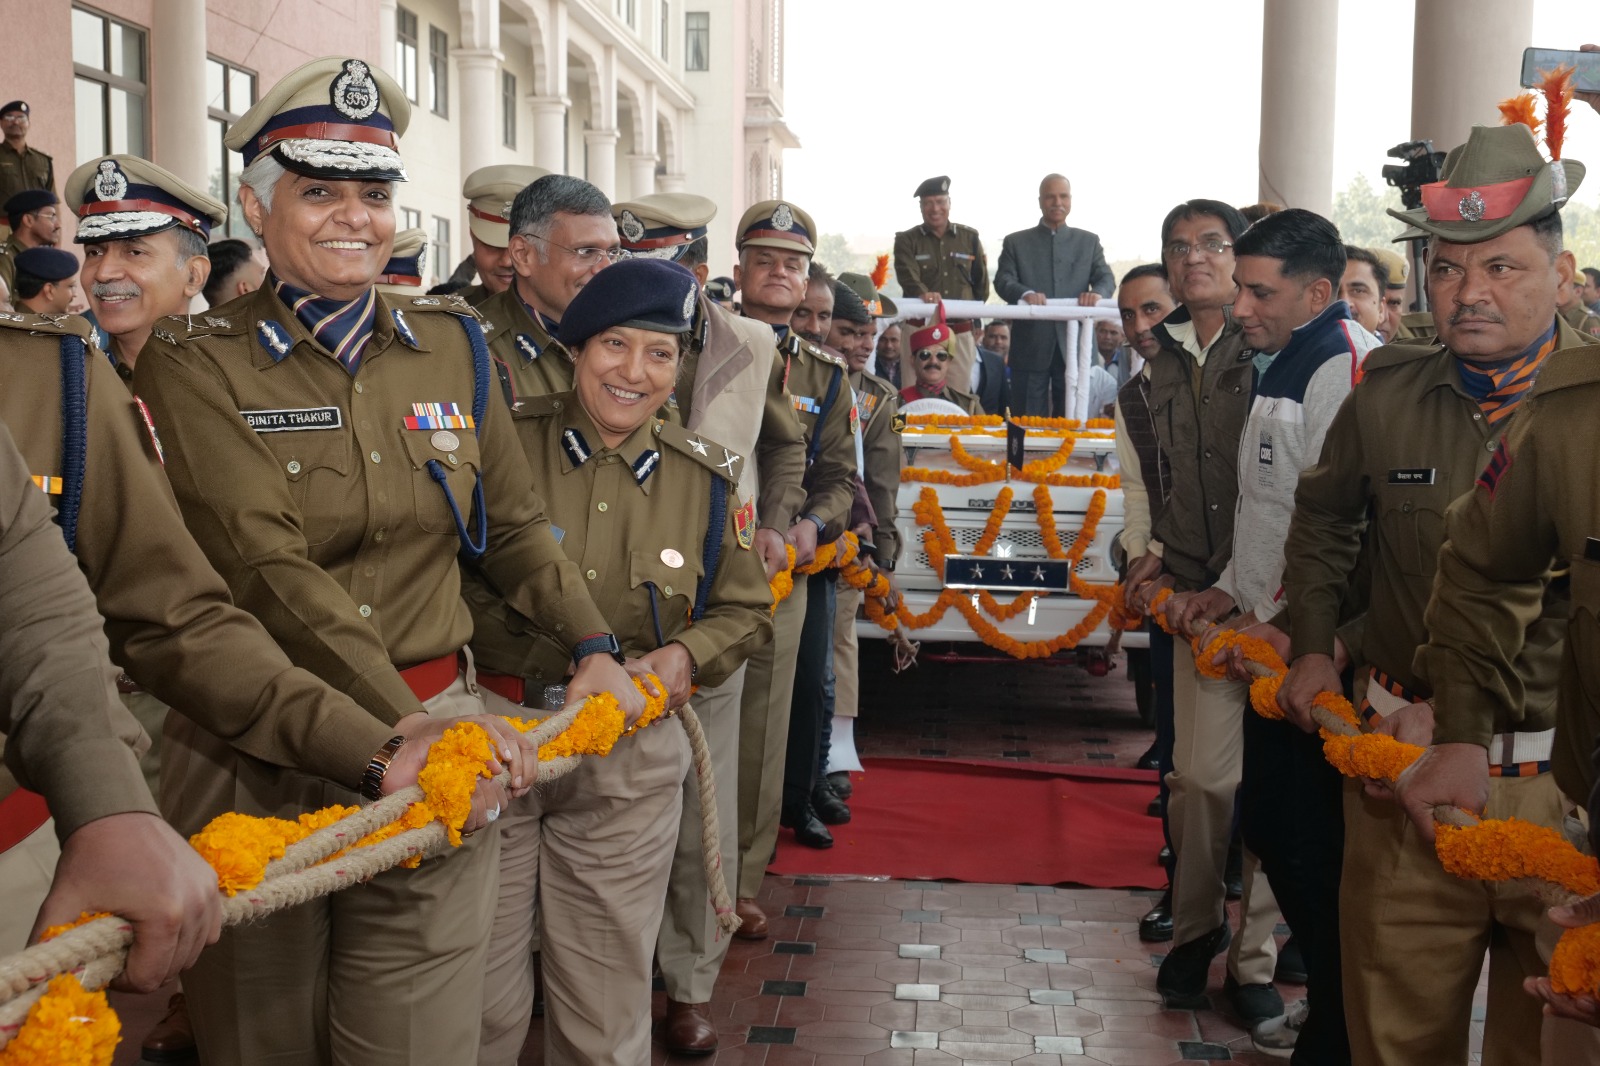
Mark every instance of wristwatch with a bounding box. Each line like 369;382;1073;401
801;513;826;536
359;734;407;801
571;632;625;666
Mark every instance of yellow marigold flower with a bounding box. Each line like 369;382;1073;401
189;812;308;895
0;973;120;1066
1550;923;1600;996
1436;818;1600;897
1250;675;1285;720
417;723;494;846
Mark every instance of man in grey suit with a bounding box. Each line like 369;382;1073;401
994;174;1116;415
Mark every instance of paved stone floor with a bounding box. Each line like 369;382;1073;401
109;643;1487;1064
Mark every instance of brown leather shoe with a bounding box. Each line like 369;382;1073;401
142;993;197;1062
734;897;768;940
664;998;718;1055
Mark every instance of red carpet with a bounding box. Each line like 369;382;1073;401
770;757;1165;888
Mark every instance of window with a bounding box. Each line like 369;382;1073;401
395;7;418;103
616;0;636;26
659;2;670;61
685;12;709;72
205;57;257;238
430;217;451;286
501;70;517;149
401;207;422;233
428;27;449;117
72;5;147;160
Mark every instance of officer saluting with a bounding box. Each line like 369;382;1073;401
132;55;638;1066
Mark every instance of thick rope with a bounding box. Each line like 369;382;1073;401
677;704;740;936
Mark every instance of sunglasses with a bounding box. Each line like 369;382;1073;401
916;350;949;363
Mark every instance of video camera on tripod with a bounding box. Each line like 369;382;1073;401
1381;139;1446;312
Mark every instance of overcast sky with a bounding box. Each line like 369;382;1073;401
784;0;1600;265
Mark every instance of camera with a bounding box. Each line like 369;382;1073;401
1381;140;1447;210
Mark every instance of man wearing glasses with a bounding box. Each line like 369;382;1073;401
0;189;62;295
475;174;623;406
0;102;53;240
1127;200;1288;1027
899;318;982;414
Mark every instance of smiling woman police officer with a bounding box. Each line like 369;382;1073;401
467;257;773;1065
132;56;640;1066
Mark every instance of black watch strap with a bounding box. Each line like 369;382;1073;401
572;632;625;666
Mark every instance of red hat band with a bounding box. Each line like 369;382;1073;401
1421;175;1536;223
911;323;951;351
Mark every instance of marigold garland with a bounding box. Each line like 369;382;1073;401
1435;819;1600;898
769;545;796;610
37;912;114;943
903;414;1114;432
0;974;119;1066
1550;923;1600;996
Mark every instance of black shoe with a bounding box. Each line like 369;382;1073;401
812;783;852;825
1139;889;1174;943
1225;974;1283;1025
1225;840;1243;900
1156;923;1233;1009
1274;936;1306;985
1158;844;1173;866
1137;744;1160;771
826;770;853;799
781;804;834;849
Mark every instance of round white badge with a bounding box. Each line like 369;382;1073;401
432;430;460;453
771;204;795;231
661;548;685;568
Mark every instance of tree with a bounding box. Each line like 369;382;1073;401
1331;173;1406;250
814;233;855;275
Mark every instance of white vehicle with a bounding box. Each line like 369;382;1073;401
857;405;1146;663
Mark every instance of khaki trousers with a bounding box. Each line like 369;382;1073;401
165;672;499;1066
1167;643;1278;982
833;583;861;719
737;580;808;899
478;689;689;1066
901;329;978;398
0;819;60;953
1343;774;1600;1065
657;665;745;1004
121;690;168;800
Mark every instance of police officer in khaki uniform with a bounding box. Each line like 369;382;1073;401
377;226;429;296
466;258;772;1065
1371;246;1412;344
731;200;857;910
0;101;54;235
893;176;988;385
0;189;61;294
132;56;638;1066
1280;124;1595;1065
0;415;222;994
608;191;808;1053
460;163;550;305
476;174;619;406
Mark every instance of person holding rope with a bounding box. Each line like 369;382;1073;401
131;56;640;1066
465;257;773;1064
1281;122;1596;1066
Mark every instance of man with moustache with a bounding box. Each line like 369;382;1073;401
893;176;988;386
473;175;619;406
0;189;63;293
459;165;548;306
1339;245;1389;340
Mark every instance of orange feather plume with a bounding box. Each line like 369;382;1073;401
870;253;890;292
1497;92;1541;136
1540;65;1574;161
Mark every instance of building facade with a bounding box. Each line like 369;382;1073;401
0;0;795;279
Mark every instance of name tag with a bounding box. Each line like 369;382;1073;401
242;407;344;432
951;252;974;261
915;254;931;261
1387;468;1435;485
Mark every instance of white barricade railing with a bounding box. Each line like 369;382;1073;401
888;298;1120;422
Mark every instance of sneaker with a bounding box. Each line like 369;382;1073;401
1274;936;1306;985
1251;997;1308;1058
1225;974;1283;1026
1155;922;1232;1009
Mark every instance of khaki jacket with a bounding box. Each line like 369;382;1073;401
850;369;902;563
464;394;772;688
892;222;989;302
477;285;575;405
1284;318;1593;728
778;332;857;540
133;285;610;726
1415;333;1600;801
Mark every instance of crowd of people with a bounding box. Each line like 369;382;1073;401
5;43;1600;1066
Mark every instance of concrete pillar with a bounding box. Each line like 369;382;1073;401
1257;0;1338;216
1412;0;1535;152
376;0;400;77
531;96;569;172
454;49;503;184
585;129;619;197
658;172;686;193
149;0;208;188
627;153;657;197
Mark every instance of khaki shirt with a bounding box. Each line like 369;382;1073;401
0;312;397;792
892;222;989;302
1393;310;1436;343
1284;320;1590;729
0;142;53;210
0;405;153;838
898;382;982;416
459;282;492;308
1417;334;1600;801
133;285;610;727
1561;303;1600;338
0;233;24;293
850;369;902;563
778;331;857;540
464;393;772;688
476;285;575;405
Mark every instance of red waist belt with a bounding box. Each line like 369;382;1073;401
0;788;50;854
475;670;526;705
399;652;461;702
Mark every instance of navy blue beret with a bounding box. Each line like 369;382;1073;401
4;188;57;222
0;101;27;118
914;175;951;198
557;258;699;350
14;247;78;283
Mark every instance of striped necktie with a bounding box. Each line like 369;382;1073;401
1456;322;1558;425
272;275;378;375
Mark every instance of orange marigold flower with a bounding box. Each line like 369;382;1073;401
0;973;120;1066
189;812;309;895
1435;818;1600;897
417;723;495;846
38;911;115;942
1250;675;1285;720
1550;923;1600;997
1322;732;1423;783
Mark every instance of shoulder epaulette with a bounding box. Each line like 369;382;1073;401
1530;343;1600;395
1358;339;1445;374
860;371;896;398
510;391;567;419
801;338;847;368
401;293;477;316
151;312;248;345
0;310;92;340
656;420;744;484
